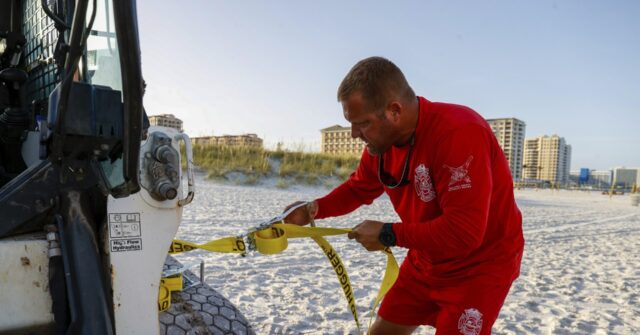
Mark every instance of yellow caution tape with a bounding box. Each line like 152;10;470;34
158;274;183;312
169;236;246;254
162;274;184;292
368;247;399;331
312;234;361;328
157;284;170;312
167;223;399;334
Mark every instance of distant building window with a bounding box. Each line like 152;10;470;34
320;125;364;155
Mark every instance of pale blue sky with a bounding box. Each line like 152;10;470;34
137;0;639;170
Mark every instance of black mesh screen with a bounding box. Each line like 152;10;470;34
22;0;61;104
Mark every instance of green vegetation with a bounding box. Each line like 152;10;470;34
192;145;271;177
191;144;360;187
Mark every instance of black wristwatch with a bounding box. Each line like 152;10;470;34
378;223;396;247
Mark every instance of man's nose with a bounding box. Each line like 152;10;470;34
351;126;360;139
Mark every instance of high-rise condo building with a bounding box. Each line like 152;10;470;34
320;125;365;155
486;118;526;180
612;167;639;189
523;135;572;184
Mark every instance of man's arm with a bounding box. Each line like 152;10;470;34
284;150;384;225
393;124;494;261
314;151;384;219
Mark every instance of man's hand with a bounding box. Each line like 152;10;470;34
347;220;385;251
283;201;318;226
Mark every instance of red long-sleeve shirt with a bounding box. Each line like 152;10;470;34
316;97;524;284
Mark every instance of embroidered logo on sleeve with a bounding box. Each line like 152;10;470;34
414;164;436;202
458;308;483;335
443;155;473;191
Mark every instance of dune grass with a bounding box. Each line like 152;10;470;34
192;145;271;177
191;144;360;186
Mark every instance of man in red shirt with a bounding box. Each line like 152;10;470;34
285;57;524;335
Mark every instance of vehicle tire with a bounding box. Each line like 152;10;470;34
159;256;255;335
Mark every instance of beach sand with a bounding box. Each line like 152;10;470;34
173;176;640;334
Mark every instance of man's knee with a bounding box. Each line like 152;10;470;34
369;316;417;335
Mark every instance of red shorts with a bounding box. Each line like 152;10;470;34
378;260;516;335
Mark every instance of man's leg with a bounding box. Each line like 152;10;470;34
374;259;438;334
432;278;515;335
369;317;418;335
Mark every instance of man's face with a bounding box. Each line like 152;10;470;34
341;92;394;156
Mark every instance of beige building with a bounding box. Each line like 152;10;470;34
191;133;263;148
523;135;572;184
320;125;365;155
148;114;183;132
486;118;526;180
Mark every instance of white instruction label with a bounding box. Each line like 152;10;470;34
109;213;142;252
110;239;142;252
109;213;142;238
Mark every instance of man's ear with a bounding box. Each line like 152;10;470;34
386;101;403;122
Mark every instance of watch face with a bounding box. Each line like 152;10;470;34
379;223;396;247
381;233;393;246
379;224;395;246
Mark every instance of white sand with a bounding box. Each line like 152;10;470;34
174;175;640;334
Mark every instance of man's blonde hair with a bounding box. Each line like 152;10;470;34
337;57;415;115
